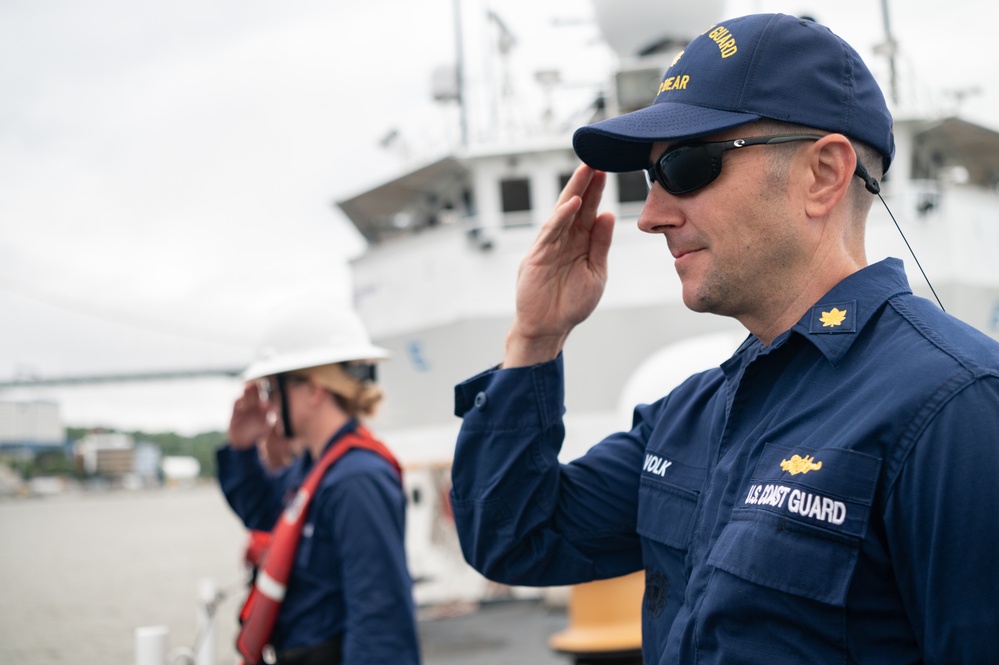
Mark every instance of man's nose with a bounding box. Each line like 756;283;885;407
636;186;683;234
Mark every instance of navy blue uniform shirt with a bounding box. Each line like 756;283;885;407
218;420;421;664
451;259;999;664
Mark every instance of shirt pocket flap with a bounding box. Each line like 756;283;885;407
708;518;859;606
707;443;881;606
636;477;700;551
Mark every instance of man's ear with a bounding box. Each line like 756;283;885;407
804;134;855;218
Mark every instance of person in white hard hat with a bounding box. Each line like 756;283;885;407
216;306;421;665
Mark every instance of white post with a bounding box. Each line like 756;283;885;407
135;625;169;665
195;578;218;665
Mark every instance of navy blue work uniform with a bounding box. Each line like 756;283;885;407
218;420;421;664
451;259;999;664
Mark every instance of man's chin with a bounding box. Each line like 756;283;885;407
680;286;711;314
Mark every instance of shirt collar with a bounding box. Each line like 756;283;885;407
303;418;359;466
789;257;912;364
721;258;912;381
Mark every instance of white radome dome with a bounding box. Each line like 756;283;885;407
592;0;725;58
617;330;748;429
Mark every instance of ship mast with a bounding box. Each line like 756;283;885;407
453;0;468;147
878;0;900;105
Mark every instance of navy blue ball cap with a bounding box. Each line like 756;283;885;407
573;13;895;174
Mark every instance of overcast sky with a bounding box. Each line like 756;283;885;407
2;0;996;434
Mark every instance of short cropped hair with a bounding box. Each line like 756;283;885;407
751;119;882;212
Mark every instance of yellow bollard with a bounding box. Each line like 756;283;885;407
548;571;644;663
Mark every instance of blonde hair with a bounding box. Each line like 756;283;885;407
302;363;384;418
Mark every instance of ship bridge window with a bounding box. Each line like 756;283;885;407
501;177;531;213
617;171;649;203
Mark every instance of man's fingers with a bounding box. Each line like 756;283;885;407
534;195;584;248
579;170;608;227
555;163;596;208
588;211;616;272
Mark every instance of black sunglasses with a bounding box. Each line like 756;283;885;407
645;133;881;196
645;134;823;195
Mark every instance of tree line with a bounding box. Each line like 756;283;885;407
2;428;227;480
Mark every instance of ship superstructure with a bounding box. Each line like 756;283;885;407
334;0;999;604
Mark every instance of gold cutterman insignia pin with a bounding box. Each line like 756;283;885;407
780;454;823;475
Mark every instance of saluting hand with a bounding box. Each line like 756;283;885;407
227;383;270;450
258;420;296;471
505;164;615;367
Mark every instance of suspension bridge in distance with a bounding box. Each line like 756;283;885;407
0;367;246;389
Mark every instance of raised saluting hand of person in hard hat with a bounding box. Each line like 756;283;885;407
258;420;296;472
228;383;298;472
228;383;270;449
505;163;615;368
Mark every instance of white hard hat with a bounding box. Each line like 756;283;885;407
242;305;389;381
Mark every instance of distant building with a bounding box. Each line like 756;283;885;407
74;431;135;478
133;441;162;484
161;456;200;485
0;399;66;454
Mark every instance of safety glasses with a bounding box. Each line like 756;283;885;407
256;374;310;402
645;134;825;195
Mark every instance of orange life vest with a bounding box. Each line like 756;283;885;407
236;428;402;665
